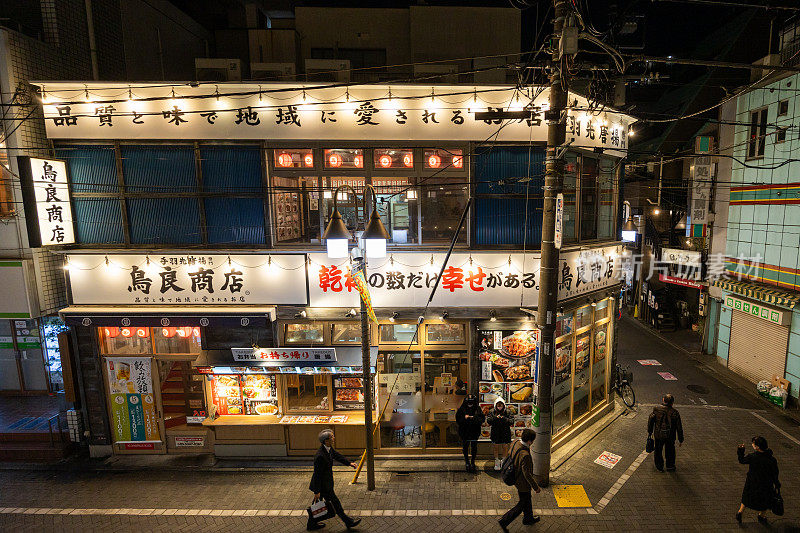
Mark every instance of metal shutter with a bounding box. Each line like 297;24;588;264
728;310;788;384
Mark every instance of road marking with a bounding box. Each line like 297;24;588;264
751;412;800;446
594;450;649;512
658;371;678;381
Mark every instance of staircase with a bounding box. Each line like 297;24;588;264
652;290;677;332
161;362;189;429
0;414;73;461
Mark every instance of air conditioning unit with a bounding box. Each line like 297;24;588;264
195;58;242;82
304;59;350;82
251;62;296;80
413;63;458;84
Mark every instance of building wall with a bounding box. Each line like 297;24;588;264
726;73;800;288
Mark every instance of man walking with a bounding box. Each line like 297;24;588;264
499;429;541;532
308;429;362;531
647;393;684;472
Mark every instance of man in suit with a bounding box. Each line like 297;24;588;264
499;429;541;532
307;429;362;531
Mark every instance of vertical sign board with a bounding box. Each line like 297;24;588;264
554;193;564;250
19;157;75;246
105;357;160;444
691;136;712;232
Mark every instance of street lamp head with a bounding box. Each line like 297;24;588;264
323;207;352;258
621;217;637;243
362;197;391;259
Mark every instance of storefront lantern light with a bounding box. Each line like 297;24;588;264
162;327;176;338
136;328;149;338
277;153;293;167
104;327;119;338
120;327;133;338
193;327;201;338
403;153;413;168
328;153;342;167
427;154;441;168
354;154;363;168
452;155;463;169
323;184;389;259
378;154;392;168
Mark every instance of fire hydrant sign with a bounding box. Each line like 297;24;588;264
594;451;622;469
105;357;160;444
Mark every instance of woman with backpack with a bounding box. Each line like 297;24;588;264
736;436;780;524
487;397;513;471
456;394;485;472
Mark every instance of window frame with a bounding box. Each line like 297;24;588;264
747;107;768;160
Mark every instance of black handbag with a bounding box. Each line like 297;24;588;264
771;487;784;516
646;435;655;453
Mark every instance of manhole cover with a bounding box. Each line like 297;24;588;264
451;471;477;482
500;492;512;501
687;384;710;394
389;472;413;482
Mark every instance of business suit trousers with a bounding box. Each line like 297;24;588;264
654;438;676;470
308;490;353;527
500;490;533;526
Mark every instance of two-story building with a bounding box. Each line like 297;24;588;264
32;81;633;458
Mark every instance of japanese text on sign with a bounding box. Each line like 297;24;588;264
29;158;75;245
231;347;337;365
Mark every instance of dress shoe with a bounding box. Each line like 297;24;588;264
522;516;541;525
735;512;742;523
346;518;362;530
498;520;510;533
307;522;325;531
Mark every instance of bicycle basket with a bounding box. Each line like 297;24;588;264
620;367;633;384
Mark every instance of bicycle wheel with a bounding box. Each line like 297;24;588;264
619;382;636;408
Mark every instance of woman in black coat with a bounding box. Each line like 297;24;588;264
456;394;485;472
486;397;513;471
737;436;780;524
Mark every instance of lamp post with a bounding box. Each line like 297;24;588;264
323;184;389;492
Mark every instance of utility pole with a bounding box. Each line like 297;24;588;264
533;0;569;487
353;257;375;491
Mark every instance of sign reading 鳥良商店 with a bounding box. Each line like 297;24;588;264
66;254;306;305
37;84;633;155
308;246;622;308
28;158;75;245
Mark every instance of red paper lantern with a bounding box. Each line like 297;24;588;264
192;327;201;338
452;155;463;169
161;327;176;338
427;154;441;168
353;155;363;168
379;154;392;168
277;153;293;167
120;327;132;338
304;154;314;167
328;153;342;167
136;328;149;338
403;153;413;167
104;327;119;338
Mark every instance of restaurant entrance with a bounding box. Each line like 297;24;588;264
376;321;469;450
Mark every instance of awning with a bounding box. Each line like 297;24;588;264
711;279;800;308
59;306;276;327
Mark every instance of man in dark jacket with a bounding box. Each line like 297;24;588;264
647;393;684;472
499;429;541;532
307;429;361;531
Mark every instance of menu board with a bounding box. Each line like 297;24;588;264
477;330;539;383
477;380;538;441
594;327;607;363
106;357;160;443
211;375;243;415
334;377;366;411
273;177;301;242
241;375;278;415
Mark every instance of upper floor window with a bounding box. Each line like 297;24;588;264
747;108;768;159
778;100;789;116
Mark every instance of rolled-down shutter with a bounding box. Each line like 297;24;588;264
728;309;788;384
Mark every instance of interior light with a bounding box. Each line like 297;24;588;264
277;153;293;167
427;154;441;168
379;154;392;168
406;189;418;200
452;155;463;169
653;208;660;216
105;327;119;338
353;154;363;168
403;153;413;168
323;190;333;199
304;154;314;167
621;230;637;242
328;153;342;168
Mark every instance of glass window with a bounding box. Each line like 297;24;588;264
598;160;614;239
562;154;577;242
594;299;610;321
379;323;419;344
274;149;314;168
423;149;463;170
378;351;422;448
592;324;608;407
553;336;572;436
580;157;598;240
575;306;593;329
573;332;591;420
373;177;418;244
154;326;201;354
332;323;362;344
556;313;573;338
374;149;413;169
285;323;324;344
286;374;331;412
421;178;469;244
99;327;152;355
323;177;367;235
333;375;369;411
426;323;466;344
272;176;304;242
324;149;364;169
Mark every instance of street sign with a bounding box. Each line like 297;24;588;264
555;193;564;249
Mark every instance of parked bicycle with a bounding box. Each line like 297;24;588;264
612;364;636;408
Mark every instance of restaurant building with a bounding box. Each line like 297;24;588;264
34;82;633;457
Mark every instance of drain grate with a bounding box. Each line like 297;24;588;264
389;472;414;482
687;384;710;394
451;471;478;482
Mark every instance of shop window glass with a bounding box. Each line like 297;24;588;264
553;336;572;435
573;332;591;420
333;375;368;411
562;154;577;242
556;313;573;338
274;149;314;168
373;177;418;244
378;351;422;448
42;317;69;391
272;176;305;242
286;374;331;412
423;149;463;170
379;323;419;344
323;177;367;237
154;326;201;354
594;299;610;321
324;149;364;169
99;326;152;355
332;323;361;344
374;149;413;169
285;323;324;344
575;306;592;329
580;157;598;240
421;178;469;244
426;323;466;344
597;160;614;239
592;324;608;407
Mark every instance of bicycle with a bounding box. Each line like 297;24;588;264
612;363;636;408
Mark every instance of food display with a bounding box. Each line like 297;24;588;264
478;381;538;441
510;383;533;402
211;375;243;415
501;331;538;359
211;374;278;416
594;328;607;363
555;341;572;385
575;334;590;372
334;377;369;411
480;403;494;415
478;329;539;384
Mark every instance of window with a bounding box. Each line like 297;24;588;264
778;100;789;116
379;323;419;344
285;374;331;412
332;323;362;344
99;326;202;355
153;326;201;354
374;149;413;169
748;108;768;159
274;149;314;168
777;127;788;143
324;149;363;169
580;157;599;240
423;149;463;170
426;323;466;344
597;160;615;240
372;177;418;244
421;177;468;244
285;323;324;344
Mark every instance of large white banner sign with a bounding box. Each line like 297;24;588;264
29;157;75;245
66;254;306;305
308;246;621;308
38;83;632;152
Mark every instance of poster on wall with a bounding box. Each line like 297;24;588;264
477;330;539;384
105;357;160;444
477;382;539;441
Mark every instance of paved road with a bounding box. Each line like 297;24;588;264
2;319;799;532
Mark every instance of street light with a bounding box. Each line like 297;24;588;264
323;184;390;259
322;183;389;493
621;200;637;243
